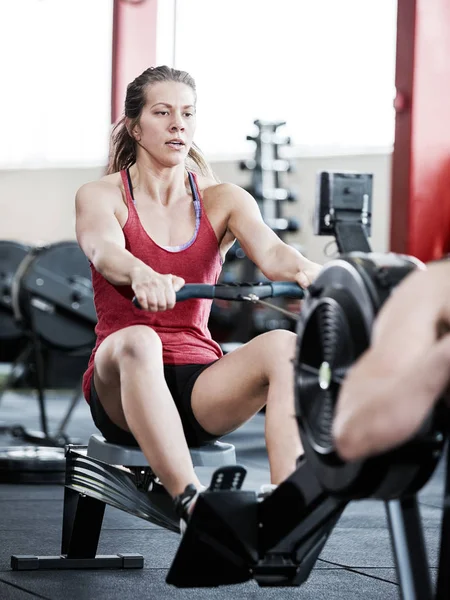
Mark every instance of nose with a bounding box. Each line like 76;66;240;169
170;113;184;132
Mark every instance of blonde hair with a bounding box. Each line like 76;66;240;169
107;65;215;179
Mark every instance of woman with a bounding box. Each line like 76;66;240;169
75;65;322;524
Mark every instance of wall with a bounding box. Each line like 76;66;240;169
0;167;105;246
212;152;392;264
0;151;392;265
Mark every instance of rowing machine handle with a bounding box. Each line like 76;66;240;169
132;281;304;309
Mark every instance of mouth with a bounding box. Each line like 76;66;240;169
166;139;185;150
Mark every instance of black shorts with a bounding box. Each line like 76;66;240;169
89;362;220;448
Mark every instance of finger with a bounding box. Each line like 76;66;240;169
133;290;148;311
154;287;167;312
165;276;176;309
171;275;185;292
295;271;310;288
146;290;160;312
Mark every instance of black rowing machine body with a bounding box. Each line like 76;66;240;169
294;252;445;501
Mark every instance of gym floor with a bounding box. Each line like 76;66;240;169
0;388;444;600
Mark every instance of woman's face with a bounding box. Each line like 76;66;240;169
134;81;197;167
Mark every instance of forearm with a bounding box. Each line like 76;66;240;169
261;241;310;281
92;241;152;286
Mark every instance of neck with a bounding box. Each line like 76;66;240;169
128;160;190;206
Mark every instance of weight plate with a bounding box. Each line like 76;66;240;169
0;446;66;483
11;241;96;350
0;241;30;342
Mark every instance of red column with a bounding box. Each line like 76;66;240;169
111;0;158;124
391;0;450;261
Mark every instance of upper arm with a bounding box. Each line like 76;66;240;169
75;181;125;263
222;183;282;269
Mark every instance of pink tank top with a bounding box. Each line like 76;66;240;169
82;170;223;403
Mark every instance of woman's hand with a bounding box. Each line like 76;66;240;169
131;266;185;312
332;262;450;461
295;259;323;288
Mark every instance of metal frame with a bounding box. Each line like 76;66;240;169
11;445;178;571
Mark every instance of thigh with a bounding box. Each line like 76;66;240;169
89;375;139;446
163;363;221;446
191;330;296;435
93;324;163;432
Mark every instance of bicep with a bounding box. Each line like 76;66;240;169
75;183;125;263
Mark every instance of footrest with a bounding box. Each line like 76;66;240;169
10;553;144;571
208;465;247;491
167;488;258;587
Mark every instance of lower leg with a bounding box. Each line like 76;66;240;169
265;374;303;485
119;356;203;498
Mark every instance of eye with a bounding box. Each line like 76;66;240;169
155;111;169;116
184;112;194;118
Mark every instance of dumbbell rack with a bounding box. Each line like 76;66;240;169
232;120;300;342
240;119;298;233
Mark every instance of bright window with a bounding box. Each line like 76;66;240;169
0;0;113;169
159;0;397;158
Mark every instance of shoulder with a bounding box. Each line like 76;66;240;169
197;177;253;206
76;172;124;209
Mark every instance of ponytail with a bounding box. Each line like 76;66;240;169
107;117;136;175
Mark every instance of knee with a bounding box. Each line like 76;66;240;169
261;329;297;373
114;326;162;363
